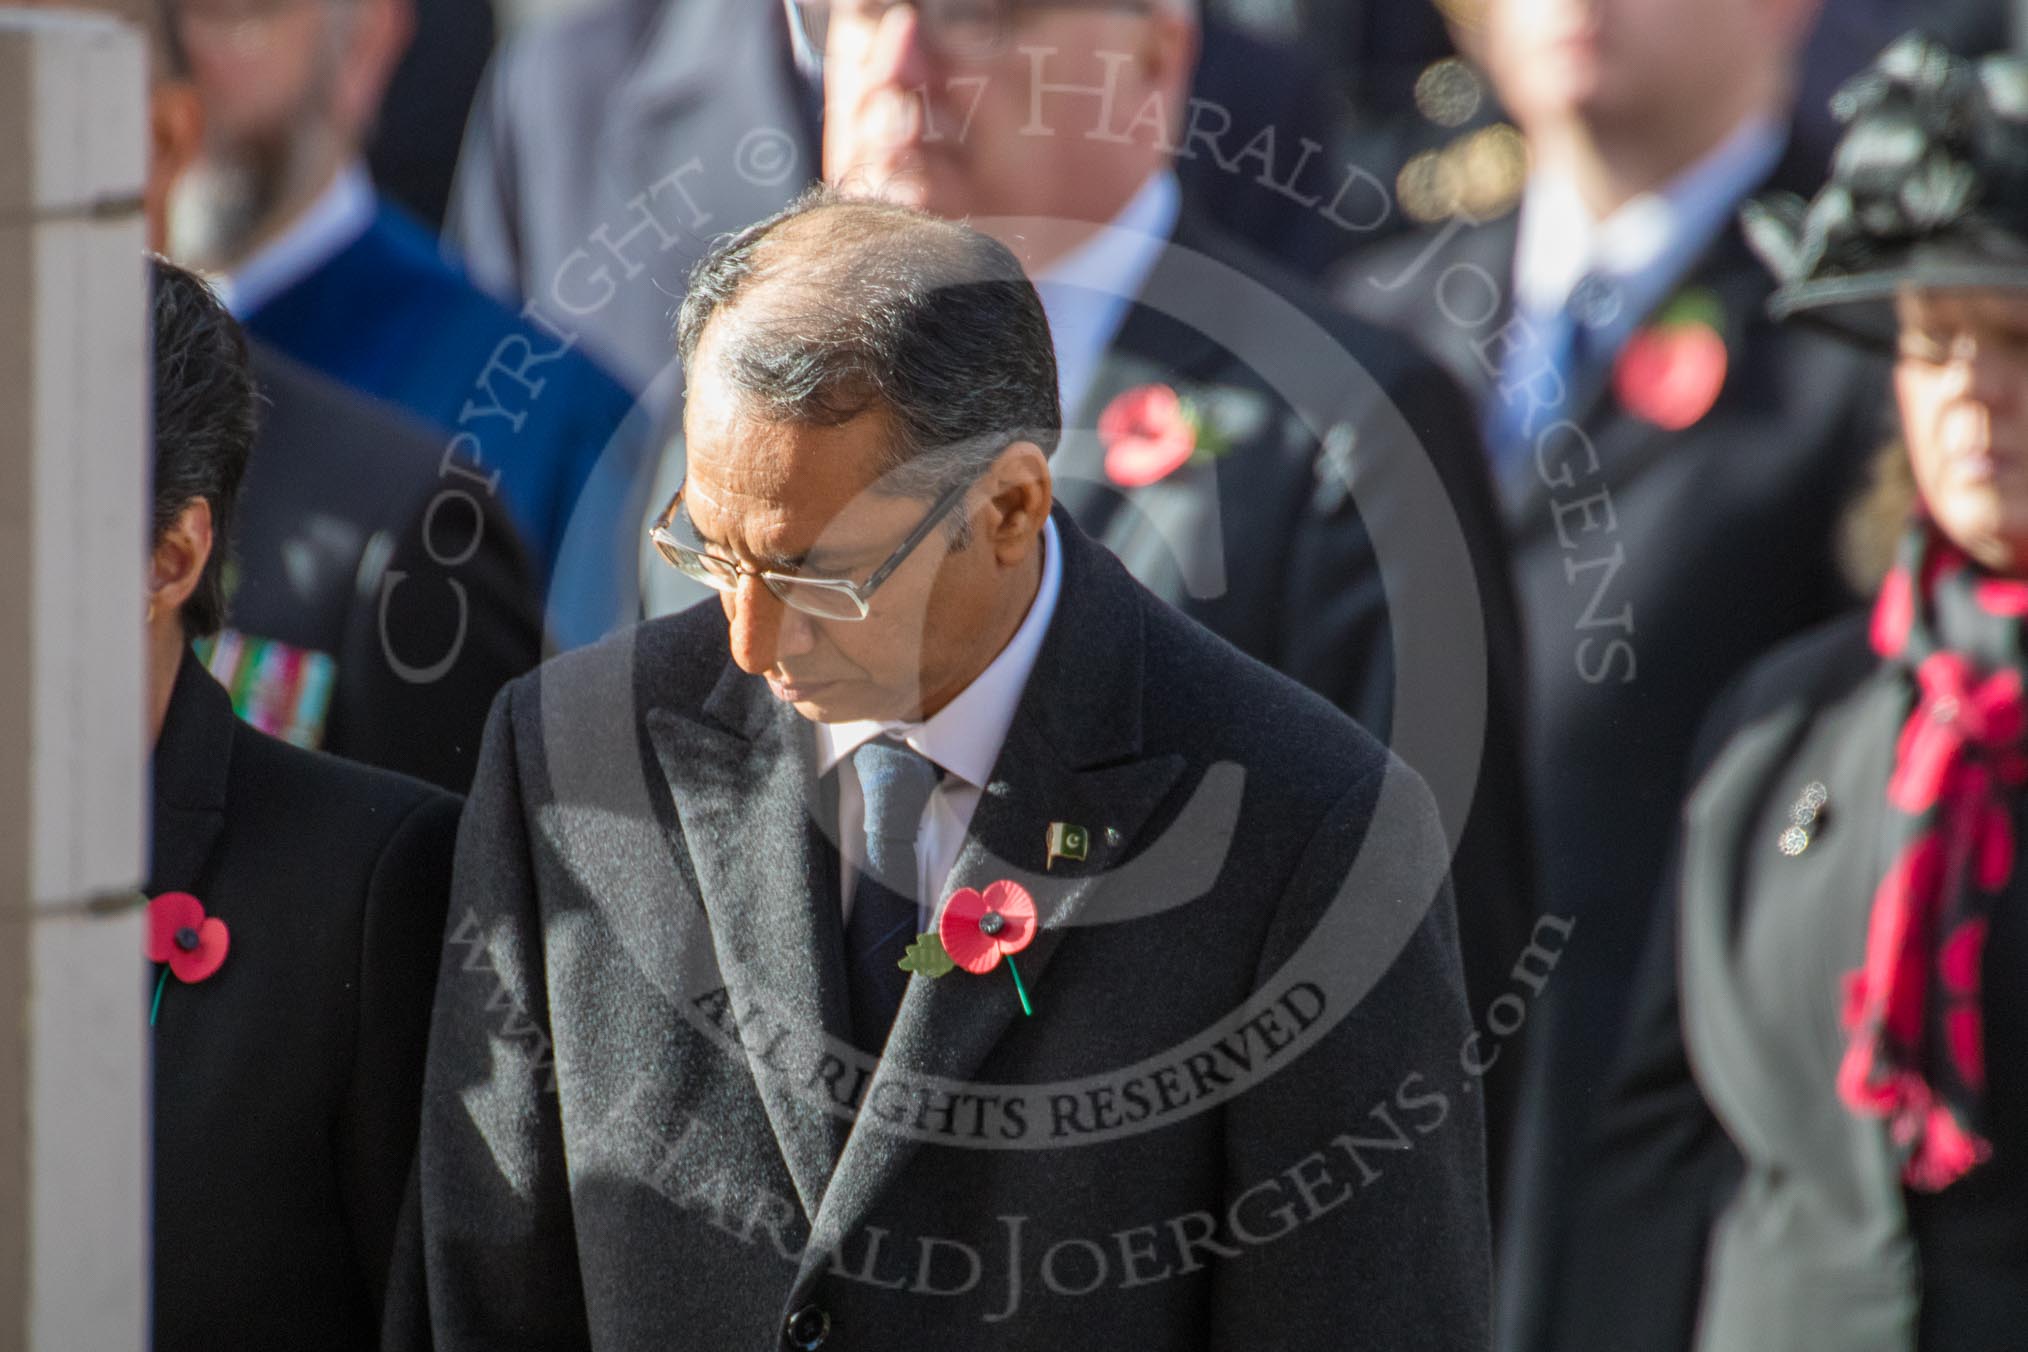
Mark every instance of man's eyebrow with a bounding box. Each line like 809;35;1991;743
678;502;811;572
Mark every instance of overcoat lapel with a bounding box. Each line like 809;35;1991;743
800;519;1184;1280
146;655;235;1053
648;521;1189;1288
148;652;234;897
646;662;854;1224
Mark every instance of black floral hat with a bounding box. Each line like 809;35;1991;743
1743;33;2028;349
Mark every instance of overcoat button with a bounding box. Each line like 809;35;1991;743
784;1304;831;1349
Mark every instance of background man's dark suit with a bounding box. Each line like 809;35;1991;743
412;512;1489;1350
148;650;460;1350
1053;209;1534;1184
1343;179;1888;1346
368;0;495;231
227;346;543;793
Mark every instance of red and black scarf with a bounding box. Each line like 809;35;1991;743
1844;526;2028;1189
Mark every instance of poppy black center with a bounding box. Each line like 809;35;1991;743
979;911;1005;937
174;926;200;952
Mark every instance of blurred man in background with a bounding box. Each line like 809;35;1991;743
445;0;815;408
42;0;542;793
368;0;493;229
798;0;1537;1187
441;0;1358;420
1342;0;1888;1343
166;0;652;647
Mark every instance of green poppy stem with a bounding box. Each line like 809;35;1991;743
149;966;170;1027
1006;955;1033;1017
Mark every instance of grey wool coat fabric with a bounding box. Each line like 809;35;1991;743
409;511;1491;1350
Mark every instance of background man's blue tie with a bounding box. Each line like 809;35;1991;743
844;738;941;1053
1484;274;1617;485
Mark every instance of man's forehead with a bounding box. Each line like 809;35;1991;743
683;406;911;550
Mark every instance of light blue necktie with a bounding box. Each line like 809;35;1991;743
842;738;941;1052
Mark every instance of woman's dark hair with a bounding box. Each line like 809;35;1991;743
150;255;257;638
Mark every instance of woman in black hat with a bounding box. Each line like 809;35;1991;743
1562;33;2028;1352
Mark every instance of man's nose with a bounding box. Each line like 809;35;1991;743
725;575;816;676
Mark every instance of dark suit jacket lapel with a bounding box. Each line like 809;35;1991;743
804;515;1184;1276
1051;213;1252;593
1052;341;1176;535
148;651;234;897
1053;215;1242;511
644;662;854;1223
1360;212;1518;409
1498;127;1814;534
1503;231;1769;539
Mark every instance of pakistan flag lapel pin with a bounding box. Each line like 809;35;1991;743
1045;821;1089;870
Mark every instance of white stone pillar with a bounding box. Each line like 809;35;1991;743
0;10;149;1349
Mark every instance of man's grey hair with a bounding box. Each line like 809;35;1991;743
675;185;1061;541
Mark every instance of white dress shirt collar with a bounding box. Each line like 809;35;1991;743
213;160;378;320
1035;171;1182;418
1512;113;1785;325
816;515;1063;789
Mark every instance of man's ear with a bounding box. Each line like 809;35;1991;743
984;441;1053;564
146;82;205;254
1142;5;1198;109
149;499;215;617
337;0;416;138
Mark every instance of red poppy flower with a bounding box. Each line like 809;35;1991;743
939;879;1037;975
1100;384;1198;488
1613;316;1727;430
146;891;229;984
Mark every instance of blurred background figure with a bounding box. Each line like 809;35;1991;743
369;0;493;229
1166;7;1374;273
1213;0;1497;248
39;0;543;793
145;252;459;1352
445;0;815;408
165;0;652;648
439;0;1365;419
1341;0;1890;1341
1250;0;2017;283
1564;37;2028;1351
794;0;1537;1187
